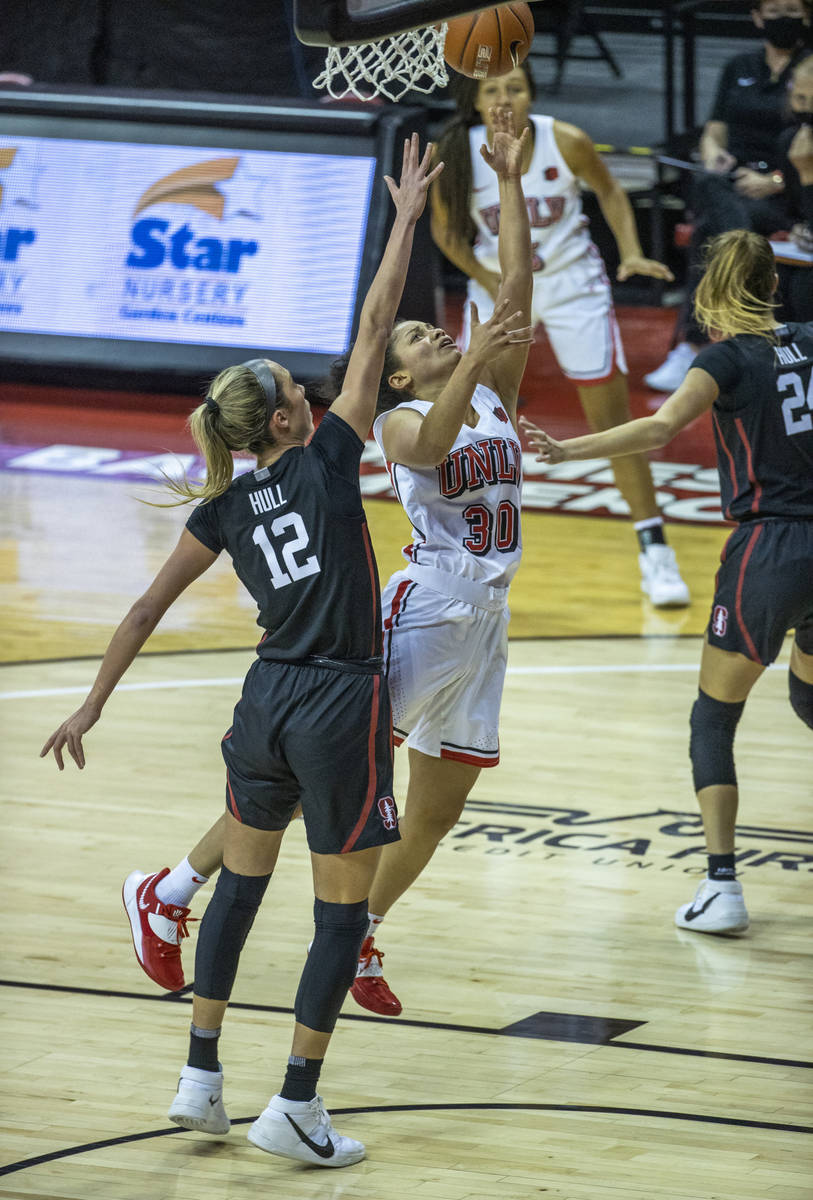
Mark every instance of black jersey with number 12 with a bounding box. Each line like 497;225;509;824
186;412;382;662
693;322;813;523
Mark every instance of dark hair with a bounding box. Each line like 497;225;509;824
309;331;415;417
433;61;537;245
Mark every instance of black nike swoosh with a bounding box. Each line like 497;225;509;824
284;1114;336;1159
208;1096;219;1106
683;892;720;921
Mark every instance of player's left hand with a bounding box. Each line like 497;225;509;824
519;416;569;463
617;255;674;282
481;104;530;179
384;132;444;224
40;701;102;770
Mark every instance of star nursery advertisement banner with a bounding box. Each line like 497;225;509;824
0;136;376;352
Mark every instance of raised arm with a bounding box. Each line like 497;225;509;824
40;529;218;769
520;367;718;464
329;134;443;442
479;105;534;415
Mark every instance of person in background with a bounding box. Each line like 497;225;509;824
431;61;690;607
774;53;813;318
645;0;811;391
523;229;813;935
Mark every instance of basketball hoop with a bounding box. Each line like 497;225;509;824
313;22;449;102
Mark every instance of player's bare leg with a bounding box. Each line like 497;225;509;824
676;639;765;935
351;750;480;1015
577;371;689;607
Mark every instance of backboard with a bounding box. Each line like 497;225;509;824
294;0;496;46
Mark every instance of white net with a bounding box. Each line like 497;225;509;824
313;22;449;102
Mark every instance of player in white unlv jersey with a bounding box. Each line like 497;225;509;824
374;381;523;764
431;63;691;609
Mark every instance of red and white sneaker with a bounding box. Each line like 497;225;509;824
349;936;402;1016
122;868;194;992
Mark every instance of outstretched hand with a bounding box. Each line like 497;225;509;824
40;701;102;770
617;255;674;282
467;297;534;364
480;104;530;179
384;132;444;223
519;415;568;464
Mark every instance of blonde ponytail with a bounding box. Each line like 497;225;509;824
157;362;280;505
694;230;778;341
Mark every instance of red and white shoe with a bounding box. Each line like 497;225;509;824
349;936;402;1016
122;868;193;992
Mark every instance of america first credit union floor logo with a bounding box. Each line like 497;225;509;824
443;800;813;875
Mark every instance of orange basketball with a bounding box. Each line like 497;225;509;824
443;4;534;80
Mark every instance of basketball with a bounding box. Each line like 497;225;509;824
443;3;534;80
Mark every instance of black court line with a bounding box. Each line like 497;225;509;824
3;978;811;1071
1;1102;809;1178
0;633;709;670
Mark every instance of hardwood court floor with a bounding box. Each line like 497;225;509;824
1;310;811;1198
1;468;812;1197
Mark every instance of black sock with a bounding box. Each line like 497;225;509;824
280;1055;324;1102
708;853;736;881
188;1023;221;1071
635;520;667;551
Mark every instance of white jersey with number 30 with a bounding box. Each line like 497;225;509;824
373;382;523;592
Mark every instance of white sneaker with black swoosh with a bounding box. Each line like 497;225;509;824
248;1093;365;1167
675;877;749;934
168;1065;230;1135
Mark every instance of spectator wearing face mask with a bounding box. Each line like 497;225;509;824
775;52;813;318
645;0;812;392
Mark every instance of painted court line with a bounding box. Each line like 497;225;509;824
0;661;783;702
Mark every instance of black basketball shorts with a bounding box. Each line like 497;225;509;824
221;658;399;855
707;520;813;665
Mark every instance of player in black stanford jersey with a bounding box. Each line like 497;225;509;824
41;135;443;1169
522;229;813;936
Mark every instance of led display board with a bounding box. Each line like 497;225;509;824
0;91;434;388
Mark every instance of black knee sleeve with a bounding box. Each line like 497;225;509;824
789;671;813;730
193;866;271;1002
294;898;368;1034
689;689;745;792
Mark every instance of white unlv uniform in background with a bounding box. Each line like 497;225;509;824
463;114;627;383
373;383;523;766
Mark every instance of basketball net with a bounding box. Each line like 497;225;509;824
313;22;449;102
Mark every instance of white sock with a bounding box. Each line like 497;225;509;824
155;857;209;908
366;912;385;939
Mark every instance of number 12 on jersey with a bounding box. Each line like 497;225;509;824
253;512;321;589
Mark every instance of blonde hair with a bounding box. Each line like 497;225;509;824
161;362;281;505
693;230;778;342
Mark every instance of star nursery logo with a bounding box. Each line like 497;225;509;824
132;156;266;221
0;145;42;213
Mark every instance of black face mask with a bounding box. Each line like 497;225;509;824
792;109;813;126
761;15;807;50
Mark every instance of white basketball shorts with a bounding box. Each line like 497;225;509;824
462;244;627;384
382;569;510;767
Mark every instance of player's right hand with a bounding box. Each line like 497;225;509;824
519;415;568;464
40;701;102;770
